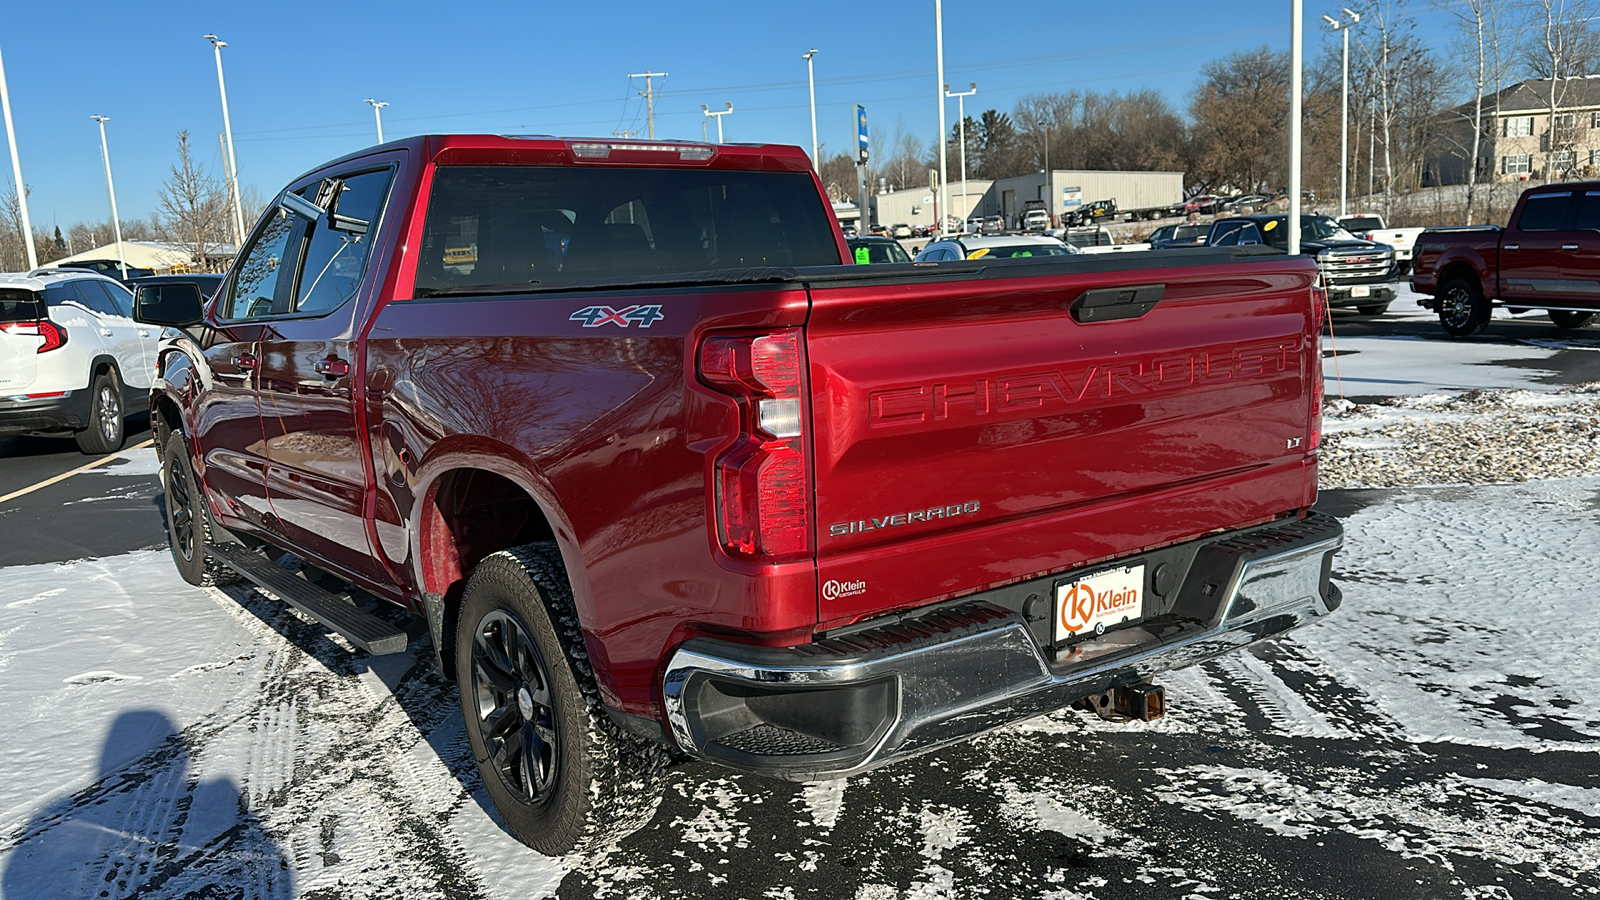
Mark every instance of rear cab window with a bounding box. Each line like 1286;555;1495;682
413;165;841;297
1517;193;1574;232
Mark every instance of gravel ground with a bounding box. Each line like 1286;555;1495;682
1320;383;1600;488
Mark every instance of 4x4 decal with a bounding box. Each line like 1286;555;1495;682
570;305;664;328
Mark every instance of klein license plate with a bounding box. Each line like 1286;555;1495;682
1350;285;1371;298
1054;564;1145;642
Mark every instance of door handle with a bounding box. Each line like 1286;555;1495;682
100;328;113;337
1504;243;1520;251
137;330;151;338
314;357;351;378
232;353;258;370
1562;243;1581;251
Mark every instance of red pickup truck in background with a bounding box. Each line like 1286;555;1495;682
1412;181;1600;335
136;134;1343;855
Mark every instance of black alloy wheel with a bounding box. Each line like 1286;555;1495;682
470;609;561;804
75;370;125;454
160;430;241;587
1438;276;1491;337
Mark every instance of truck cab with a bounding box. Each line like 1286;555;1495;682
1213;214;1399;315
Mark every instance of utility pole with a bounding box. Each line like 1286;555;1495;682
934;0;949;235
365;98;388;144
1289;0;1303;256
701;103;733;144
91;116;127;279
0;46;37;269
803;49;819;171
946;82;975;228
628;71;668;140
205;34;246;248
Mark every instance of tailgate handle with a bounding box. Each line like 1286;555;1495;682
1069;283;1165;323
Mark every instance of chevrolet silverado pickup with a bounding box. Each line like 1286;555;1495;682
1412;182;1600;336
138;134;1343;855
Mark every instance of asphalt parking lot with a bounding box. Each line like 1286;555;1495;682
2;299;1599;899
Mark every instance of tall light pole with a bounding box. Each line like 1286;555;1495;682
205;34;246;248
365;98;388;144
802;49;819;171
90;116;127;280
945;82;975;228
1289;0;1304;256
0;46;37;269
934;0;949;235
701;103;733;144
1323;8;1360;217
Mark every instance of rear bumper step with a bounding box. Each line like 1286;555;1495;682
662;513;1342;780
207;543;408;655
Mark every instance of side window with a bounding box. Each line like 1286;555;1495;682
82;280;133;317
222;209;303;320
1575;192;1600;231
42;284;81;310
1517;194;1574;232
294;168;394;316
1240;224;1262;245
68;281;118;316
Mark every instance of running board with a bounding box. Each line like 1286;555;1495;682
207;543;408;655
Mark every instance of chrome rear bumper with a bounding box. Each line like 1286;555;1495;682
662;514;1343;781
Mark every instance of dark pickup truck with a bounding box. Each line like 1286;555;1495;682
1207;214;1401;315
1412;182;1600;336
137;134;1343;855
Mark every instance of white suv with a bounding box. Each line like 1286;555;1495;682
0;269;155;453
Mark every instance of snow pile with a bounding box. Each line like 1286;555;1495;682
1319;384;1600;487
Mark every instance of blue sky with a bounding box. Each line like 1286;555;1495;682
2;1;1455;230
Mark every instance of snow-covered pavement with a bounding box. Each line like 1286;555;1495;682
2;450;1599;898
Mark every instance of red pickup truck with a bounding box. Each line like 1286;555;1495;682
1412;181;1600;335
136;135;1343;855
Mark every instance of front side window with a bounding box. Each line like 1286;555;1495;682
293;168;393;316
222;210;302;320
413;166;842;297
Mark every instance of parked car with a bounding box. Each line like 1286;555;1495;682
913;234;1080;261
1184;194;1222;215
1337;213;1423;275
138;133;1341;857
1065;199;1117;226
847;235;912;264
55;259;157;282
1022;208;1051;232
0;268;153;453
890;223;912;238
1412;181;1600;335
980;215;1006;235
1216;213;1399;315
1148;223;1211;250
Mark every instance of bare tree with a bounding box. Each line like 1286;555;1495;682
0;182;31;271
156;131;228;270
1528;0;1600;178
1189;47;1292;193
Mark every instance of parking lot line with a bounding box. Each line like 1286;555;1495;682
0;438;155;506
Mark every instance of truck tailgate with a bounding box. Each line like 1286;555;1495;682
804;254;1320;626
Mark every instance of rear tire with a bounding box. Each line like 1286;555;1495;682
1549;310;1597;330
1438;275;1491;337
161;431;243;587
456;544;668;855
74;370;125;454
1355;302;1391;316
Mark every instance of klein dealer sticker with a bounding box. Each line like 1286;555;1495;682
854;246;872;265
1055;564;1145;640
570;305;664;328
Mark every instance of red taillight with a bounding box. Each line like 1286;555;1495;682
699;330;812;560
1309;284;1326;452
0;319;68;353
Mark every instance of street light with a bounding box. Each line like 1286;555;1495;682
90;116;127;280
934;0;949;234
1322;7;1360;217
945;82;976;229
204;34;246;249
1290;0;1304;256
365;98;389;144
0;46;37;269
701;103;733;144
802;49;819;172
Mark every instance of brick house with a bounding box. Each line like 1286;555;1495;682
1430;75;1600;184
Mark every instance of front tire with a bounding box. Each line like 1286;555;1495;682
1438;275;1491;337
1550;309;1597;330
456;545;668;855
74;370;125;454
161;431;242;587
